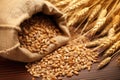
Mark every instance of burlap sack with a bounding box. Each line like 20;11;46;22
0;0;70;62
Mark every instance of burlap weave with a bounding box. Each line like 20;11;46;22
0;0;70;62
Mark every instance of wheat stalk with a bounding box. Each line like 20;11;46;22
80;4;102;34
98;8;107;18
85;37;107;48
84;17;106;39
88;4;102;22
98;48;120;69
97;57;111;69
63;0;79;11
83;21;96;33
108;27;115;37
84;7;108;39
74;0;103;33
106;0;119;18
64;0;90;13
99;14;120;37
116;26;120;33
112;14;120;28
98;0;113;18
55;0;71;9
103;40;120;58
67;7;90;27
80;0;115;35
93;32;120;54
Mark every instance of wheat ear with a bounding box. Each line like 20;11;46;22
103;40;120;58
85;37;107;48
64;0;90;13
106;0;119;18
99;14;120;37
98;49;120;69
67;7;90;28
80;4;102;35
74;0;102;33
93;32;120;54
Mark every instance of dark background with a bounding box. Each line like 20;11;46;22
0;55;120;80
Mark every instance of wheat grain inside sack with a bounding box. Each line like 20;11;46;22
0;0;70;62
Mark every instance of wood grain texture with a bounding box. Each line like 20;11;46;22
0;55;120;80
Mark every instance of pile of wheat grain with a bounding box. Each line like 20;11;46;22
26;37;98;80
25;0;120;79
19;13;61;54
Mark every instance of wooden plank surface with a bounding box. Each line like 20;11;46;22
0;55;120;80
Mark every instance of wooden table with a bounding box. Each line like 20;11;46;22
0;55;120;80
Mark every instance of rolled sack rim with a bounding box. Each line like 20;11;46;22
0;43;20;54
0;24;21;31
0;26;20;54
